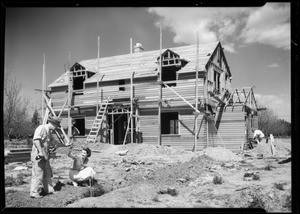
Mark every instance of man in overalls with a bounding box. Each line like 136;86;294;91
30;116;66;198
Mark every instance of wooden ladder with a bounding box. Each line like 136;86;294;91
86;99;109;143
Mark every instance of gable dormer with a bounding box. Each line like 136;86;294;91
156;49;188;87
157;49;181;67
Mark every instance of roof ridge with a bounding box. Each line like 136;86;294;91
79;41;220;63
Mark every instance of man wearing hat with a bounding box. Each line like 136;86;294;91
30;115;66;198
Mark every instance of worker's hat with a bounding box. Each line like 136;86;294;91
47;116;62;128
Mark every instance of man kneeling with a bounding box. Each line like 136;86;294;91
68;146;96;186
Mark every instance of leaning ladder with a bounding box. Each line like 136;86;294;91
86;99;109;143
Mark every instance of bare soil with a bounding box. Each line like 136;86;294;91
4;138;291;211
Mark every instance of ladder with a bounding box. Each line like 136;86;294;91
86;99;109;143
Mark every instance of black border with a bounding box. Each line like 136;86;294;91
1;1;298;213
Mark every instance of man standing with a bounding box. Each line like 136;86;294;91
30;115;67;198
252;128;265;145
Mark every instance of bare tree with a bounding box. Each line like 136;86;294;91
4;68;21;136
3;68;31;138
257;102;291;136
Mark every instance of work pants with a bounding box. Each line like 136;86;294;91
69;166;96;182
30;158;54;196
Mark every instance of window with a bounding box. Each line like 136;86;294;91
162;67;177;87
161;112;179;134
157;50;187;88
213;70;220;93
119;80;125;91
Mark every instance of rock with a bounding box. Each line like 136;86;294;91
243;177;253;181
115;150;129;156
125;168;131;172
124;163;131;167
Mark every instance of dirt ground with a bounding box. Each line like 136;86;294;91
4;138;292;211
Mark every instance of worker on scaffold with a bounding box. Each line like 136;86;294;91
30;115;72;198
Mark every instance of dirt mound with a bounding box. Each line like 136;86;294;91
252;138;291;158
126;143;185;157
202;147;242;162
123;154;215;188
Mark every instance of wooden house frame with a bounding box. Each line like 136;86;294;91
48;41;260;151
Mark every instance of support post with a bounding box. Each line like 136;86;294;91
204;61;209;147
194;32;199;152
158;22;162;146
67;51;72;139
96;36;100;113
42;53;45;124
97;77;99;113
111;111;114;145
130;38;134;144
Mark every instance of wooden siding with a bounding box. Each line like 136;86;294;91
140;109;208;151
212;106;246;150
51;77;205;110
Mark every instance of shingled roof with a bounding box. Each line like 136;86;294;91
49;41;227;88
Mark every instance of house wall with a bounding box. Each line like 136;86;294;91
213;105;246;150
206;45;231;94
140;108;208;151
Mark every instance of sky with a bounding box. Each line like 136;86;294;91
4;4;291;122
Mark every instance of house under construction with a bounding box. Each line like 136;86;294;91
47;40;261;151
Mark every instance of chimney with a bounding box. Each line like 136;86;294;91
134;43;144;53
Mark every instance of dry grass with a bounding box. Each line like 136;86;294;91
5;174;26;186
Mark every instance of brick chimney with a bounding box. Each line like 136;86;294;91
134;43;144;53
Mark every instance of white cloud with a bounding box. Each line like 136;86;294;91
241;3;290;50
148;4;290;51
148;7;250;47
267;63;279;68
222;43;236;53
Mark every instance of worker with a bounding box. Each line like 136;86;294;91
30;115;69;198
252;128;265;145
68;146;96;187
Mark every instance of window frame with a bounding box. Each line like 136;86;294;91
161;111;180;136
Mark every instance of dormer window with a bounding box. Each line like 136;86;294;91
157;50;187;87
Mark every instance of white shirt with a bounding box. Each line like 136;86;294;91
31;124;55;161
253;130;265;139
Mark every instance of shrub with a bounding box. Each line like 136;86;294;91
152;195;160;202
248;195;265;209
213;175;224;184
264;165;272;171
244;172;253;177
252;174;260;180
5;174;26;186
274;182;285;191
158;188;178;196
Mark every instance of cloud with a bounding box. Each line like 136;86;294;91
267;63;279;68
241;3;290;50
222;43;236;53
148;7;250;47
148;3;290;51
